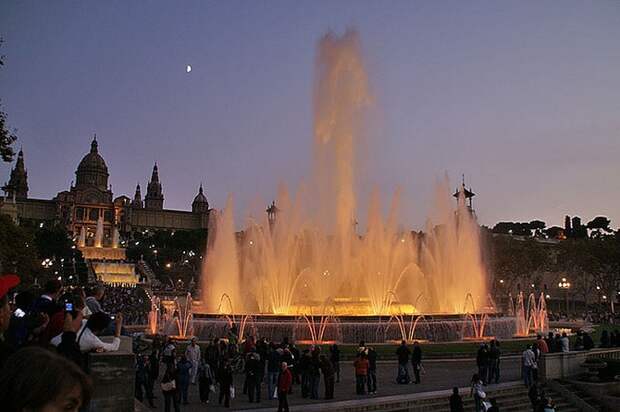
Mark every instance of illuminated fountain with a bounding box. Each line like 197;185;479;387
172;293;194;339
147;295;161;335
383;314;429;343
192;30;514;343
203;29;487;317
514;292;549;337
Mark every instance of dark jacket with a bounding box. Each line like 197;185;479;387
412;346;422;364
396;344;410;364
450;393;464;412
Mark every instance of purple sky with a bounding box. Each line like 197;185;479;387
1;1;619;229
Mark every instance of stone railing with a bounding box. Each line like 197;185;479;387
539;347;620;381
88;336;136;412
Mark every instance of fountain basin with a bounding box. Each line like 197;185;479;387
178;313;517;344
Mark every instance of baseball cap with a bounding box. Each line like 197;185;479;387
0;274;20;300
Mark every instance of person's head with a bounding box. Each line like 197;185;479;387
359;340;365;347
401;339;406;346
191;337;197;345
562;332;567;337
452;387;459;395
0;347;92;412
280;361;288;371
490;398;498;406
85;311;112;335
471;373;480;383
44;279;63;299
413;340;419;347
89;285;105;301
0;274;20;333
548;332;554;338
537;334;542;340
14;289;34;311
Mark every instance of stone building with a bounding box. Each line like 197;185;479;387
1;136;211;243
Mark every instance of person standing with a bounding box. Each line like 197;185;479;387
449;386;464;412
536;334;549;354
476;343;489;384
330;344;341;383
560;332;570;352
396;340;411;384
353;352;369;395
470;373;485;412
367;346;378;393
245;351;262;403
319;354;335;400
198;358;214;404
218;361;234;408
162;337;176;369
177;354;192;404
412;341;422;384
136;354;155;408
309;347;321;399
161;367;180;412
185;337;201;385
522;345;536;388
277;361;293;412
267;344;281;400
488;340;501;384
0;275;20;370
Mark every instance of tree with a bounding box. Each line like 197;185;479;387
587;216;612;238
529;220;546;237
0;215;40;284
0;38;17;162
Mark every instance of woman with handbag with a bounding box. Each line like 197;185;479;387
470;373;485;412
161;367;180;412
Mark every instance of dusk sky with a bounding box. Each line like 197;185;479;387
1;1;619;230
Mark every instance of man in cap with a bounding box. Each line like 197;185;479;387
0;274;20;369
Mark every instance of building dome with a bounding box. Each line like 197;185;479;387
75;136;109;190
192;184;209;213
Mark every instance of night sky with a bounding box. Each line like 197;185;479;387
1;1;619;229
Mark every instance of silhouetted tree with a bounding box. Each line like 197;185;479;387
0;38;17;162
586;216;612;238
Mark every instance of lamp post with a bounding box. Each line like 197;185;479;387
558;277;571;313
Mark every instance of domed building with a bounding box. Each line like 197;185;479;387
1;136;211;240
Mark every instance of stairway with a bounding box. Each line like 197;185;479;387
402;383;580;412
135;260;158;285
548;380;603;412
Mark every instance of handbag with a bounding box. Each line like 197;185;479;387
476;389;486;399
273;387;279;399
230;386;236;399
209;384;216;393
161;380;176;392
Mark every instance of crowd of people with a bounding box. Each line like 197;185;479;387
0;274;127;411
98;284;150;325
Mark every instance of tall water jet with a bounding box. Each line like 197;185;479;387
203;196;241;312
94;216;104;248
112;226;120;249
78;226;86;248
201;30;488;315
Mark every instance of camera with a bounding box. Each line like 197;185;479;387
64;302;74;312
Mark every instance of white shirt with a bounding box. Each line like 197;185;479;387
522;349;536;367
560;337;569;352
186;344;201;363
50;320;120;353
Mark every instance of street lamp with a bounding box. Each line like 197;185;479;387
558;277;571;313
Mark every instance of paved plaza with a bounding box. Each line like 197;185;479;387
150;356;521;411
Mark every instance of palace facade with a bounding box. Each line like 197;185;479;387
1;136;210;245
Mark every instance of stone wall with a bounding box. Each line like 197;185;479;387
89;336;135;412
540;348;620;381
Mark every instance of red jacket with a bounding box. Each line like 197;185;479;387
278;368;292;392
